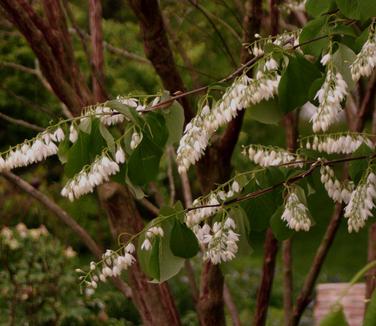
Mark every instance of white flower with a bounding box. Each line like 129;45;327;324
177;65;281;173
344;172;376;232
351;25;376;81
245;145;303;168
69;125;78;143
311;69;348;133
130;131;142;150
320;53;331;66
320;165;353;203
197;217;240;264
84;248;136;292
306;134;374;155
141;239;152;251
61;154;120;201
115;146;125;164
281;188;311;231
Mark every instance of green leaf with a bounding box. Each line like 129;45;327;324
105;99;142;126
79;117;92;134
349;143;373;184
299;16;329;56
336;0;376;20
127;135;163;185
138;218;185;283
57;134;70;164
306;0;336;17
278;55;322;113
270;206;294;241
148;238;161;280
127;113;168;185
336;0;360;19
240;169;284;231
99;123;115;155
364;289;376;326
64;120;106;178
163;101;184;145
319;305;349;326
170;219;200;258
247;98;283;125
358;0;376;20
230;206;251;246
332;44;357;91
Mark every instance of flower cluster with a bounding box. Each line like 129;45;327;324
351;24;376;81
194;217;239;264
311;68;348;132
320;165;353;203
61;149;124;201
186;180;242;227
344;172;376;233
281;187;312;231
130;131;142;150
251;31;298;57
305;134;374;154
244;145;303;168
1;224;49;250
141;226;164;251
177;62;281;173
80;244;136;294
0;128;64;172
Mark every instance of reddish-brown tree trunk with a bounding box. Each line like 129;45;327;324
127;0;193;122
253;229;279;326
89;0;107;102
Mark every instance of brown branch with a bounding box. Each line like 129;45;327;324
0;112;44;131
137;198;160;216
1;170;132;299
218;0;261;164
164;15;201;88
127;0;193;122
89;0;107;102
291;202;344;326
253;229;279;326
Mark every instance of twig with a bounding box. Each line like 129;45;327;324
0;112;44;131
187;0;237;67
137;198;160;216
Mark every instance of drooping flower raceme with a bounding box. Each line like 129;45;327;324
194;216;240;264
281;187;312;231
61;153;120;201
0;128;64;172
311;68;348;133
351;23;376;81
344;172;376;233
81;243;136;293
244;145;303;168
320;165;353;203
177;60;281;173
186;180;243;227
305;134;374;155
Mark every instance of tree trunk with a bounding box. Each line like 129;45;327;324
253;229;279;326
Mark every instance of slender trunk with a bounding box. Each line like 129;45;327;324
89;0;107;102
253;229;279;326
